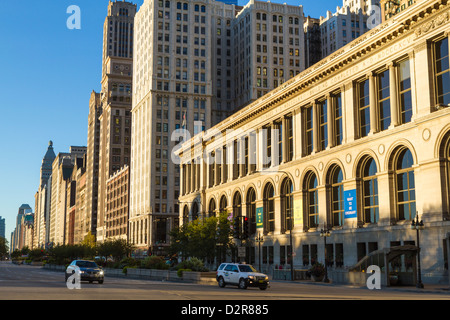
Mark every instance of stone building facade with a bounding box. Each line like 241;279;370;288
177;0;450;283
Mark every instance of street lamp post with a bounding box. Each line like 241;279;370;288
255;232;264;272
411;213;424;289
320;225;331;283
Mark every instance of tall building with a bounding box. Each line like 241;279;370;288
49;147;86;246
130;0;307;256
0;216;5;239
11;204;32;251
34;141;56;248
85;91;102;240
319;0;379;57
105;165;130;241
95;0;136;243
178;0;450;283
130;0;229;254
232;0;305;110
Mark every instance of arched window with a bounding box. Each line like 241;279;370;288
281;178;293;233
304;172;319;228
246;188;257;236
233;192;242;219
219;195;227;213
192;202;199;221
183;205;189;225
394;148;415;221
263;183;275;233
443;133;450;216
360;157;379;224
327;166;344;227
208;198;216;218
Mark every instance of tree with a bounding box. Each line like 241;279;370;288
0;237;8;259
96;239;133;262
168;211;233;264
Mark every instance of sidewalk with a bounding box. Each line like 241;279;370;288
272;278;450;295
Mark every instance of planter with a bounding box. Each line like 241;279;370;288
311;274;324;282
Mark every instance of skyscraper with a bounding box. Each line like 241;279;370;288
129;0;307;255
92;0;136;243
34;141;56;248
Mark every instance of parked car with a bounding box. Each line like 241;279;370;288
216;263;269;290
65;260;104;284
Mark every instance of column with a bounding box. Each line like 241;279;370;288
368;72;377;134
389;62;399;128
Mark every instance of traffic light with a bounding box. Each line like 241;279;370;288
233;216;240;239
243;217;249;239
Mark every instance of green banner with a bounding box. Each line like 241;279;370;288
256;207;263;229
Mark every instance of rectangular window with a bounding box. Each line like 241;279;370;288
285;116;293;162
263;125;272;168
334;92;343;146
398;59;412;124
377;70;391;131
305;106;314;155
434;37;450;106
358;79;370;137
318;99;328;151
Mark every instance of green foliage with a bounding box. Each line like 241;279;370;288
309;262;325;277
0;237;8;259
141;256;169;270
175;257;208;272
96;239;134;262
177;268;192;278
168;211;232;265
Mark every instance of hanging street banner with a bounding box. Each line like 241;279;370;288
293;198;303;226
344;189;357;219
256;207;264;229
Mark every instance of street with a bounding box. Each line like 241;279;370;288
0;261;449;302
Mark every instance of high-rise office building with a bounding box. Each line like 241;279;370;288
95;0;136;243
0;216;5;239
129;0;306;255
232;0;305;109
33;141;56;248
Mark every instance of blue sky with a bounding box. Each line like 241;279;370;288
0;0;342;243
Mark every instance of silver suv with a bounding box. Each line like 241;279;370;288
216;263;269;290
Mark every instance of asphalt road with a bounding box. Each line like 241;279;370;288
0;261;449;302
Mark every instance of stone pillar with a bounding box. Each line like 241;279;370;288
388;62;399;128
368;72;378;134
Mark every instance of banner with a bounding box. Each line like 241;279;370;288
256;207;263;229
293;198;303;225
344;189;357;219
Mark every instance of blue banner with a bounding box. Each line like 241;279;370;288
344;189;357;219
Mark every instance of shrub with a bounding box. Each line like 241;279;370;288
141;256;168;270
119;257;140;269
175;257;208;272
309;262;325;277
177;268;192;278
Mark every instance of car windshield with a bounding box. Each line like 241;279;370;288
238;265;257;272
75;261;98;268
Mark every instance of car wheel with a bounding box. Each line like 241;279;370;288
218;277;226;288
239;278;247;290
259;285;267;290
98;280;104;284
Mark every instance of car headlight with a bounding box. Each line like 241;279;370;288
264;276;269;281
248;275;255;280
99;270;104;275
